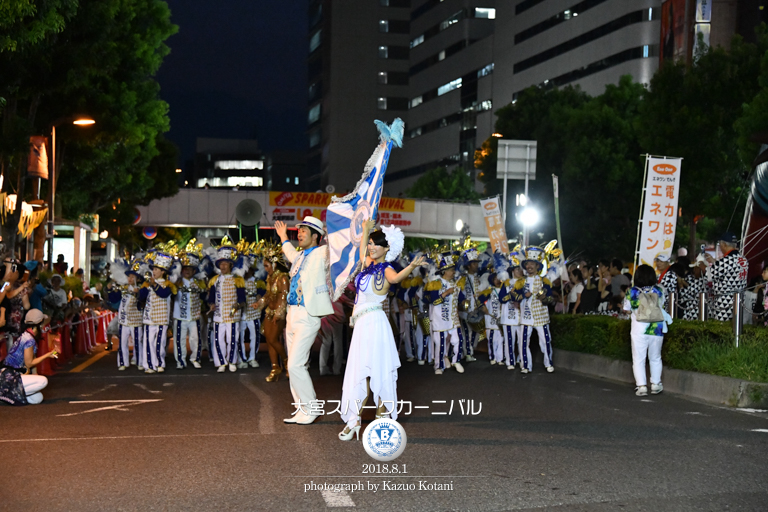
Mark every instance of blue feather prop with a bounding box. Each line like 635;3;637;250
374;118;404;148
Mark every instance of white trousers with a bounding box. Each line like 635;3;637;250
241;319;261;362
117;324;142;368
211;322;239;366
631;333;664;386
414;322;431;362
460;319;477;357
173;319;202;366
521;324;553;371
22;374;48;404
432;328;461;370
486;328;503;362
500;324;522;366
143;325;168;371
319;319;343;375
286;306;321;409
401;319;416;359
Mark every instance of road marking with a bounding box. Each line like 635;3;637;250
239;374;275;434
640;399;653;403
751;429;768;433
79;374;211;379
320;489;355;507
0;432;260;443
69;350;112;373
134;383;162;394
685;412;707;416
737;408;768;414
79;384;117;397
56;399;163;417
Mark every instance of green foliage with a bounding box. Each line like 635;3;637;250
406;166;480;202
0;0;77;52
551;315;768;382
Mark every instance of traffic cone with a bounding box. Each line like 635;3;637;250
60;322;73;361
96;314;107;345
36;335;54;376
75;319;87;355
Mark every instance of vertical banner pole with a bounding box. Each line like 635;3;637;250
523;144;531;246
633;154;650;285
552;174;565;311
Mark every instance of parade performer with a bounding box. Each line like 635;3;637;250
478;270;503;365
139;250;176;374
426;252;466;375
681;254;709;320
207;239;246;373
407;265;431;365
275;216;334;425
458;244;482;362
499;261;523;370
514;246;554;374
252;240;290;382
654;254;678;309
107;256;146;370
339;220;422;441
706;233;749;321
172;241;207;369
241;248;266;369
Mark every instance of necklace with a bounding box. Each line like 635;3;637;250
357;262;389;291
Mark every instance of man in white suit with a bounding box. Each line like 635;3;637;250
275;217;334;425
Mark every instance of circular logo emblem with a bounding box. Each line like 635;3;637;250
363;418;407;461
350;200;372;247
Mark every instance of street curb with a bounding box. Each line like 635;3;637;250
553;348;768;407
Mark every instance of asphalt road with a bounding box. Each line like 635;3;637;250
2;344;768;512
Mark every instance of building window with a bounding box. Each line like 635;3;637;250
309;129;321;148
379;45;388;58
295;177;300;185
440;11;463;31
438;50;446;61
478;100;492;112
410;34;424;48
477;63;494;78
474;7;495;19
197;176;264;188
437;77;462;96
308;81;322;102
308;103;321;124
378;97;387;110
214;160;264;170
409;96;423;108
378;71;388;84
379;20;389;32
286;177;290;183
309;29;321;53
381;0;389;5
643;44;649;58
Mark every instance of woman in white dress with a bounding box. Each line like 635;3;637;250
339;219;425;441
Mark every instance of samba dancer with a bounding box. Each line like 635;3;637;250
139;251;176;374
513;247;554;374
172;243;207;369
458;246;482;362
206;240;246;373
252;241;290;382
426;253;466;375
339;220;423;441
107;256;145;371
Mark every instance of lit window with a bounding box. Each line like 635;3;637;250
377;97;387;110
379;45;388;58
308;104;321;124
438;50;446;61
295;177;299;185
648;7;653;20
410;34;424;48
564;9;571;20
643;45;649;58
478;100;493;111
379;20;389;33
440;11;462;31
196;177;264;188
286;177;290;183
309;129;321;148
378;71;388;84
214;160;264;170
409;127;422;138
477;63;494;78
409;96;423;108
474;7;495;19
309;29;321;53
437;77;462;96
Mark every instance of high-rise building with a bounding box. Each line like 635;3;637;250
311;0;761;198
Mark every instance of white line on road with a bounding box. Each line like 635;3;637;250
134;383;162;394
738;408;768;414
56;399;163;417
79;384;117;397
320;489;355;507
0;432;260;443
77;374;211;379
751;429;768;433
685;412;707;416
239;374;275;434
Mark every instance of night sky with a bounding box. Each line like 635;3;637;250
157;0;308;167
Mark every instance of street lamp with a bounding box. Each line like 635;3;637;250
47;116;95;268
520;207;539;246
455;219;464;231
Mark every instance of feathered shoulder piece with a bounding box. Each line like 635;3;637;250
401;278;411;288
209;275;219;287
456;276;466;289
514;278;527;290
542;277;553;286
233;276;245;288
256;280;267;290
478;288;492;298
410;276;423;288
425;279;442;291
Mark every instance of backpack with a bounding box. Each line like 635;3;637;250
635;288;664;323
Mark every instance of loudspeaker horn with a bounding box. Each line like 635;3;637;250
235;199;262;227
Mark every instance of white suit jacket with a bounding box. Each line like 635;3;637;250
282;242;334;317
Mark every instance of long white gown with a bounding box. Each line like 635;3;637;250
340;263;401;427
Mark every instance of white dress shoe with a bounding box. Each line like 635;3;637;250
217;365;227;373
137;366;144;371
145;369;156;374
284;413;304;424
489;360;497;365
546;366;554;373
465;355;476;362
452;362;464;374
157;367;165;373
249;360;259;368
297;413;320;425
229;363;237;372
520;368;529;374
118;366;127;371
434;369;443;375
191;360;202;368
237;362;248;369
417;360;425;366
506;365;515;370
176;363;184;370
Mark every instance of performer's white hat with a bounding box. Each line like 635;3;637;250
297;216;325;233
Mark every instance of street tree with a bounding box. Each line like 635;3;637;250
406;166;481;202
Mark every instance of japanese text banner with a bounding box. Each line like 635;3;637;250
638;157;682;265
480;196;509;254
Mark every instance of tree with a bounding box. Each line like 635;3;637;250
405;166;481;202
0;0;77;53
637;30;768;248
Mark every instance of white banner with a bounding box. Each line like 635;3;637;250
479;196;509;254
638;157;682;265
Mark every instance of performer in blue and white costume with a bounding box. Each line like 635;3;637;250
478;270;503;365
498;259;523;370
339;219;424;441
458;245;482;362
139;250;176;374
426;252;466;375
241;251;267;368
107;256;146;370
172;241;207;369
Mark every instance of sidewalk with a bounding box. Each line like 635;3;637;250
554;348;768;408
